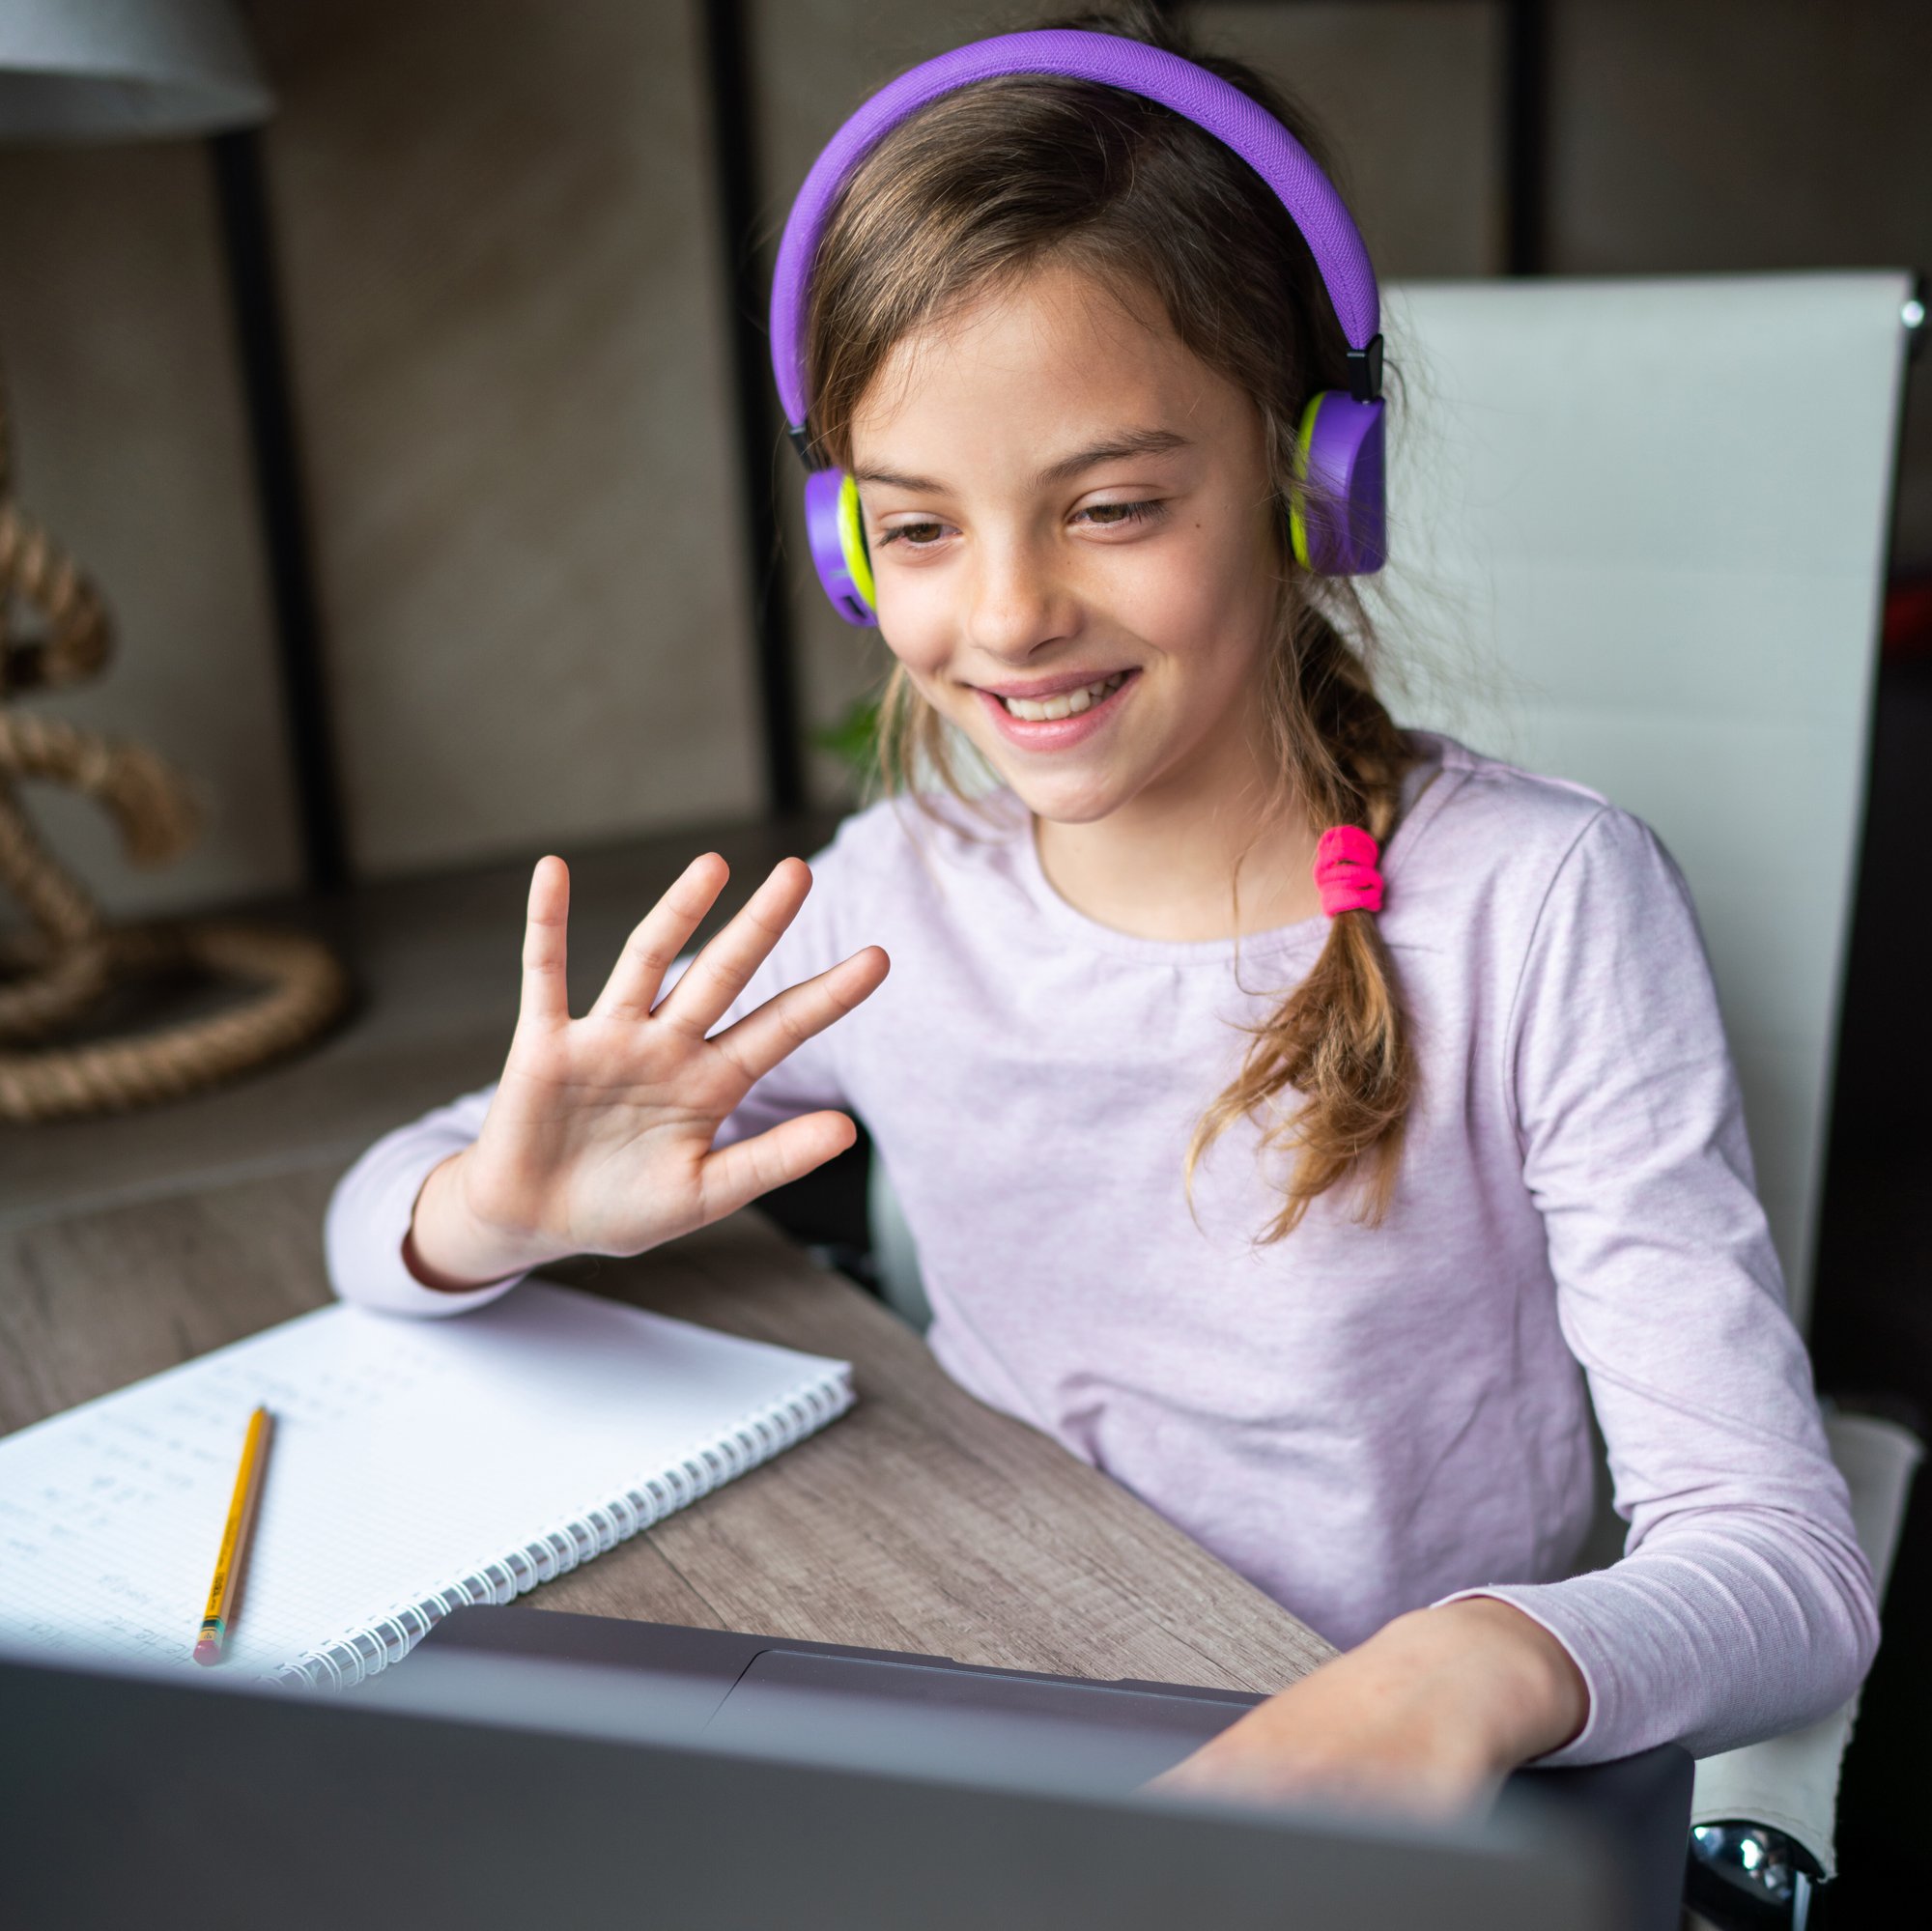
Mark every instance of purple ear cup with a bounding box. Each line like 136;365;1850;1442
774;29;1390;613
804;468;877;627
1292;393;1387;576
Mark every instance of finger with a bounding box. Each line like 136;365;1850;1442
695;1110;860;1223
708;946;889;1088
518;856;571;1031
589;851;730;1021
654;856;815;1037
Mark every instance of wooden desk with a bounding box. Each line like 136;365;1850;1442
0;1156;1335;1694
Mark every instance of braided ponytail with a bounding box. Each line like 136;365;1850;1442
1181;597;1419;1241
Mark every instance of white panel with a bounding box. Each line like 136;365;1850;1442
1378;271;1913;1324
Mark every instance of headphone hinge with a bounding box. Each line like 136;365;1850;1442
1347;334;1384;404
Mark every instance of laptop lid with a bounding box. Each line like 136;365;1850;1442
1;1635;1656;1931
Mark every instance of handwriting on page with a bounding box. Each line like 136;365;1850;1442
0;1314;450;1672
0;1284;849;1685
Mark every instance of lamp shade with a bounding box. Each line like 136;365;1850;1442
0;0;270;141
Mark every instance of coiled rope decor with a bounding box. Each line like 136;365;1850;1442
0;362;346;1122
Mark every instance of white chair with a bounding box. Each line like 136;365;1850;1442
1379;271;1920;1906
864;270;1923;1902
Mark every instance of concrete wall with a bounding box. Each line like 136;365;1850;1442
0;0;1923;914
0;138;299;915
251;0;760;879
0;0;760;921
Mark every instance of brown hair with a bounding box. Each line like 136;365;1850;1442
801;2;1418;1241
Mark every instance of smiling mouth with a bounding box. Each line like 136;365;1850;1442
988;671;1130;721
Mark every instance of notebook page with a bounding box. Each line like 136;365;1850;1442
0;1282;851;1679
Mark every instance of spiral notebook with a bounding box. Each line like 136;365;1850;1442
0;1282;853;1689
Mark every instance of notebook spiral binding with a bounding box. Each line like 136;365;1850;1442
273;1374;852;1691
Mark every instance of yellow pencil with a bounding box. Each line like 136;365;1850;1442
192;1406;274;1666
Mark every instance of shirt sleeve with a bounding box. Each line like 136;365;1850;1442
1435;806;1879;1765
323;826;862;1318
323;1084;519;1317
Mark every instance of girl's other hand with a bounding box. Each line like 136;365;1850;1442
406;852;889;1291
1143;1598;1589;1822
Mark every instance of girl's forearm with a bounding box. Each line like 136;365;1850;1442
403;1150;565;1292
1428;1597;1590;1767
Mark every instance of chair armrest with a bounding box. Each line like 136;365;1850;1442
1690;1409;1923;1881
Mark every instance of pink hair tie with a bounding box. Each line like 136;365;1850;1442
1313;824;1383;917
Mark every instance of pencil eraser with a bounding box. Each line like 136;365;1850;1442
192;1638;223;1666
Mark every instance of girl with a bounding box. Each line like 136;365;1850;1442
325;5;1876;1815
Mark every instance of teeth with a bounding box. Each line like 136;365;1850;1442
1001;672;1125;722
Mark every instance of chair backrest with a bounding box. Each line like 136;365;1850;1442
1378;271;1914;1330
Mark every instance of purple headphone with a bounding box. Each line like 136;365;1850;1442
769;29;1389;628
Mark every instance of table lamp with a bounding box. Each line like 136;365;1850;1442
0;0;346;1121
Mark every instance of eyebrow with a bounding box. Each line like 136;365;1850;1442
851;427;1193;495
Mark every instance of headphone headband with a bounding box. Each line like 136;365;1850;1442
768;27;1381;439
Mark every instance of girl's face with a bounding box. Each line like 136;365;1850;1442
848;258;1284;830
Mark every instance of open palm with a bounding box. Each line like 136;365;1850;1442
446;850;888;1274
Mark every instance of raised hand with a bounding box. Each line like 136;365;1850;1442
406;851;888;1290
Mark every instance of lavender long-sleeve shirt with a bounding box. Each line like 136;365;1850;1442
323;730;1878;1764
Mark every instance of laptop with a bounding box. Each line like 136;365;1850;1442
0;1607;1690;1930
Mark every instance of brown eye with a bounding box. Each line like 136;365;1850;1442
1079;500;1167;529
877;520;949;549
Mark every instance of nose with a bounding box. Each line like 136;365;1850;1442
963;525;1079;663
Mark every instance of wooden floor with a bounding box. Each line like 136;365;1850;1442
0;809;843;1235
